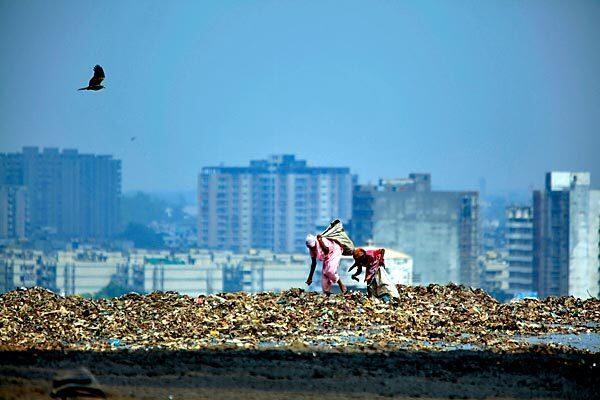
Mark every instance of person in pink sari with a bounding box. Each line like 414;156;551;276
305;234;348;295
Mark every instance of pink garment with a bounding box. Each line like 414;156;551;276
309;237;343;293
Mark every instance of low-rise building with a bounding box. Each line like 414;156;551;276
56;249;128;295
479;251;509;296
0;248;56;292
1;245;413;296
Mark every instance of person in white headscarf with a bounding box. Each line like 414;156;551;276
305;233;347;295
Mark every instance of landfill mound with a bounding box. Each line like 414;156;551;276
1;284;599;353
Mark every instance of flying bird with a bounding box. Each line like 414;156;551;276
78;65;105;91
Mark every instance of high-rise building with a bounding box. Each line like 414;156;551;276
506;206;534;296
0;185;28;239
533;172;600;299
351;184;377;248
0;147;121;239
198;155;352;253
350;174;479;286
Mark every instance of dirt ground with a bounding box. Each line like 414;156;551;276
1;348;599;399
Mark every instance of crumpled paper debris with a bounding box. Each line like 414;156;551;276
1;284;598;353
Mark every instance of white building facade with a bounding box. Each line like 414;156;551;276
2;246;413;297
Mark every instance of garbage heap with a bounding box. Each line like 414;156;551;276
1;285;599;353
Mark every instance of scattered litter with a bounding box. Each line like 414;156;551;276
1;285;598;353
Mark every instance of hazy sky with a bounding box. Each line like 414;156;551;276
1;0;599;193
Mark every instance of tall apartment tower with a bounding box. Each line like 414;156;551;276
0;147;121;239
505;206;534;296
533;172;600;299
350;174;479;287
198;155;352;253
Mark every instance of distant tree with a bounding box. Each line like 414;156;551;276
120;192;169;228
119;222;165;249
172;194;187;221
94;278;129;299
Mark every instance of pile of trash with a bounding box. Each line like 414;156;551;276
1;285;599;353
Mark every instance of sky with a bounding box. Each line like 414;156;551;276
1;0;599;194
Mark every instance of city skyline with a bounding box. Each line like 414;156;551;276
1;145;599;299
1;1;599;193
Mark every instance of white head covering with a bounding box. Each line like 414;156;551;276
305;234;317;248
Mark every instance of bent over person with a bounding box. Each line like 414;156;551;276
305;234;348;295
349;247;399;302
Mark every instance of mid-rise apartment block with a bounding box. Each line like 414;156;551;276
198;155;352;253
506;206;534;296
351;174;479;286
533;172;600;299
0;147;121;239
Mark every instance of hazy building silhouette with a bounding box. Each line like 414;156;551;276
479;250;509;298
351;174;479;286
0;185;28;239
0;249;57;293
533;172;600;298
198;155;352;253
505;206;534;296
0;147;121;239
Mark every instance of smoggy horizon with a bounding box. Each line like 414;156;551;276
1;1;599;194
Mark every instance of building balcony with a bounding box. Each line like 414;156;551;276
508;244;533;251
507;221;533;229
507;255;533;263
509;265;532;274
509;277;533;286
506;233;533;240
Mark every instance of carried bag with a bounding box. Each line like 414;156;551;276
320;219;355;256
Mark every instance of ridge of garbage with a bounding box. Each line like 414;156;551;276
1;284;598;353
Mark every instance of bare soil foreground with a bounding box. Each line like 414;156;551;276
1;286;599;398
0;348;599;399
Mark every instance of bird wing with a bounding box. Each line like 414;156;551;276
88;65;105;86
